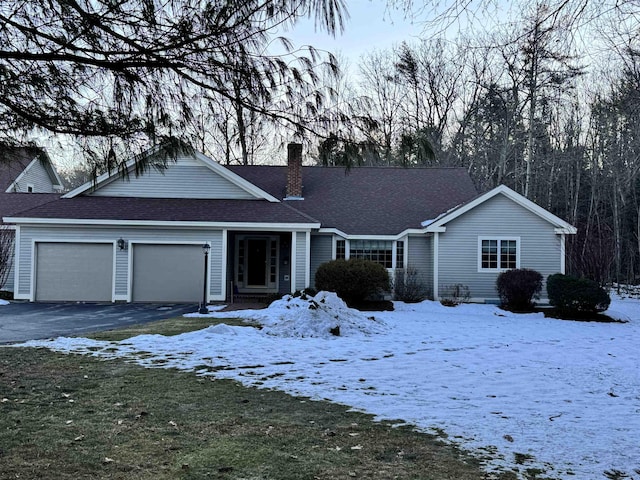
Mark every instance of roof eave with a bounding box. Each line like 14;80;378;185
3;216;321;230
428;185;576;233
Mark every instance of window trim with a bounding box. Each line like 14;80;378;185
477;236;520;272
333;237;405;269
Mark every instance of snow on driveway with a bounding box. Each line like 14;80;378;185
20;292;640;479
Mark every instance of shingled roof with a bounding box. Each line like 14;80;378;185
229;165;478;235
4;162;478;235
6;196;320;225
0;193;60;225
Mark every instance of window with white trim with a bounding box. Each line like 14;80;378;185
335;238;405;269
396;240;404;268
350;240;393;268
479;238;519;271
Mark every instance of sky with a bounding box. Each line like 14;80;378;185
283;0;425;67
20;290;640;479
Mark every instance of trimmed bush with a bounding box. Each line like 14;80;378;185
315;259;390;305
547;273;611;314
496;268;543;311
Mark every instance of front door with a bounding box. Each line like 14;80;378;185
235;235;279;292
247;238;268;287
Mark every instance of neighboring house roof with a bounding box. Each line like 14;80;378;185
0;146;37;191
0;145;64;192
0;193;61;225
6;196;320;227
424;184;577;234
229;165;479;236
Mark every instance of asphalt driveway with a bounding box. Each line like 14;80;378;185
0;302;198;344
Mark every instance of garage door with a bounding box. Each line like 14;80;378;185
35;243;113;302
132;244;203;302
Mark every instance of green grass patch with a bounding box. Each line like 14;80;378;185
0;347;518;480
87;316;258;341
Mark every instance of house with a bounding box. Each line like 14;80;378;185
0;145;64;293
3;143;576;303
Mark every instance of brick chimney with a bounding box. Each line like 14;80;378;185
286;143;303;199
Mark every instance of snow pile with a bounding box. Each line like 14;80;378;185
187;291;386;338
0;299;9;306
257;291;386;338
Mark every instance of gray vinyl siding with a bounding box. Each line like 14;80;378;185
91;161;256;199
17;225;224;301
12;160;56;193
115;247;128;297
309;234;332;289
406;234;433;298
294;231;307;291
438;194;563;302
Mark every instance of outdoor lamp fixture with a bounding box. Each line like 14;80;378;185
117;238;126;251
199;243;211;314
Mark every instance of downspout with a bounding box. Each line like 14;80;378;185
290;232;297;293
221;229;228;301
305;231;311;288
560;233;566;274
13;225;20;298
433;232;439;300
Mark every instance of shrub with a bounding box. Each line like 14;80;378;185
393;266;429;303
547;273;611;314
496;268;543;311
315;259;390;305
440;283;470;307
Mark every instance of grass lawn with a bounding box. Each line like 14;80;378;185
0;317;515;480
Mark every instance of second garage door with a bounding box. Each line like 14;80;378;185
132;244;204;302
35;242;113;302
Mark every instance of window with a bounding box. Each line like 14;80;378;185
479;238;519;271
396;240;404;269
335;239;406;268
350;240;393;268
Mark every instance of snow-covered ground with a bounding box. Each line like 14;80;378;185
0;299;9;306
20;291;640;479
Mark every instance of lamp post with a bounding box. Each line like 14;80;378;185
199;243;211;314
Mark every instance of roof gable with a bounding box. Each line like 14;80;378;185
64;150;279;202
1;146;63;193
425;185;577;234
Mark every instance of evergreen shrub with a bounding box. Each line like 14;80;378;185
315;259;390;305
546;273;610;314
496;268;543;311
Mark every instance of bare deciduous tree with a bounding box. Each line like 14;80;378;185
0;226;13;291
